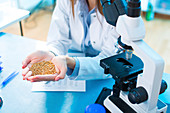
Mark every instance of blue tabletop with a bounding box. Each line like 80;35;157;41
0;33;115;113
0;33;169;113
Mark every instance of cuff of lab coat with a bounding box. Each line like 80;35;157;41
74;57;112;80
49;50;58;56
67;57;80;80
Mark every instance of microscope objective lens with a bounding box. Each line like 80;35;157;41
126;50;133;60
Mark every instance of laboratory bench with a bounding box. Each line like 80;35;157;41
0;32;169;113
0;7;30;36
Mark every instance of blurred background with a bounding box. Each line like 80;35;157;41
1;0;170;73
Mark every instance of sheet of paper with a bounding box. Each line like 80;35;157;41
32;76;86;92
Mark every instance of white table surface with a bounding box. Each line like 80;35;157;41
0;7;30;31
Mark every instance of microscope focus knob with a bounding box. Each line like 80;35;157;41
128;87;148;104
0;97;3;108
159;80;168;94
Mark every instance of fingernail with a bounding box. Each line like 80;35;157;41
23;78;25;80
22;65;25;69
55;77;60;81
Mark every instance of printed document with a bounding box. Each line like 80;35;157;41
32;76;86;92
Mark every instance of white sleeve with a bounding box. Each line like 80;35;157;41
75;27;120;80
47;0;72;55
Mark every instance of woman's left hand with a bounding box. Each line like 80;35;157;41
26;56;68;82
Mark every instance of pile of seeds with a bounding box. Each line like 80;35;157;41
30;61;57;76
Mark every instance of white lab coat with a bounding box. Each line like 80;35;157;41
47;0;120;80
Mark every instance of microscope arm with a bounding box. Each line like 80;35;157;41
130;40;164;112
116;13;164;112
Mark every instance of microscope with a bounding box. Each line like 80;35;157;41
95;0;168;112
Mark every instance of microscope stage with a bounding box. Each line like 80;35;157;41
100;52;143;82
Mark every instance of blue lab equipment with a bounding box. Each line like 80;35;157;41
0;71;19;88
0;61;2;72
85;104;106;113
0;66;2;72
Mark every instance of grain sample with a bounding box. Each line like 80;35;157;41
30;61;57;76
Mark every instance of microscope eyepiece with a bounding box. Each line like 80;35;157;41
100;0;127;26
127;0;141;17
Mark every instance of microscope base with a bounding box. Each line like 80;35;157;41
96;88;167;113
105;94;167;113
95;88;136;113
104;95;136;113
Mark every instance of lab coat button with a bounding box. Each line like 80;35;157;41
93;41;96;44
93;15;96;17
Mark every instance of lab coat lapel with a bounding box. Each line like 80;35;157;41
69;0;88;51
77;0;88;50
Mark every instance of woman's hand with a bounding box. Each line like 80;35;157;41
22;50;55;69
52;56;76;81
23;55;76;82
22;50;56;81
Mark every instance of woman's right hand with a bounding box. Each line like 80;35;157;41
22;50;56;80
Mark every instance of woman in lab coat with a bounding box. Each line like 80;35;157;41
22;0;119;82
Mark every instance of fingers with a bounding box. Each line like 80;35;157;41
27;63;33;68
27;74;58;82
25;67;66;82
22;67;29;76
22;57;31;69
22;51;42;69
54;66;60;74
51;59;60;74
22;58;42;70
22;67;32;80
24;71;32;80
55;67;67;81
24;69;66;82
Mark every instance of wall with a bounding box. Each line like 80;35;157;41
18;0;54;10
0;0;17;8
0;0;54;10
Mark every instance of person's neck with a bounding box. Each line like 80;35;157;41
86;0;96;11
